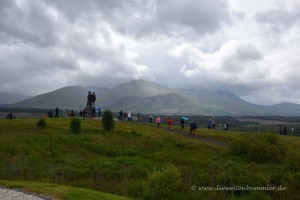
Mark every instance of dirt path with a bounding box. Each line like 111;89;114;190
145;124;229;147
0;188;50;200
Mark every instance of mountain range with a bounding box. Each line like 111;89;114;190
2;79;300;116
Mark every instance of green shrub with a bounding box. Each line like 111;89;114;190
102;110;115;131
37;118;46;129
70;118;81;134
144;164;182;200
230;133;287;163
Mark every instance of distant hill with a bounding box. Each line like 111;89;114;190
3;79;300;116
0;92;31;105
267;103;300;116
105;79;173;97
12;86;88;109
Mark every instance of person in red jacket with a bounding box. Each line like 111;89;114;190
167;117;173;131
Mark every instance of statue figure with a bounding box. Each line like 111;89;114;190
92;92;96;106
87;91;92;106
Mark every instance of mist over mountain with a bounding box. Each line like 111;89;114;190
2;79;300;116
0;92;31;105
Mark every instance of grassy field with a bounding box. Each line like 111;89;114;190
0;118;299;199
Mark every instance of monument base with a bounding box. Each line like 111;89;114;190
86;106;95;118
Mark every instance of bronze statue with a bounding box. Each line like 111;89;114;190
87;91;92;106
92;92;96;106
87;91;96;106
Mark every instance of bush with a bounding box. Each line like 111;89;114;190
70;118;81;134
102;110;115;131
144;164;182;200
230;133;287;163
37;118;46;129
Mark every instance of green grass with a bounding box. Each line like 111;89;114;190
0;118;299;199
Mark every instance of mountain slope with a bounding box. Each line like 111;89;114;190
0;92;31;105
12;86;88;109
267;103;300;116
106;79;173;97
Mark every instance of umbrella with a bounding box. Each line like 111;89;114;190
181;117;189;121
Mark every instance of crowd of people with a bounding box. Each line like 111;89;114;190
36;106;292;136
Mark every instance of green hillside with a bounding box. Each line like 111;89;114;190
0;118;299;199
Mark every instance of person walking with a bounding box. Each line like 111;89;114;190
156;116;161;127
190;121;197;135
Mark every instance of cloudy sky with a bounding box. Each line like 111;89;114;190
0;0;300;105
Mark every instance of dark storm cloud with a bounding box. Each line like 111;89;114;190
156;0;230;34
45;0;231;37
0;1;59;47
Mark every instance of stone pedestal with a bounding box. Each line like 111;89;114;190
86;105;95;118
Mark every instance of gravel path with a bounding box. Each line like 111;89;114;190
0;188;49;200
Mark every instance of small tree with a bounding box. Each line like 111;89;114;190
102;110;115;131
37;118;46;129
70;118;81;134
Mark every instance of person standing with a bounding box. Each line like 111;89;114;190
62;108;66;118
92;107;96;118
82;109;87;120
55;107;59;118
212;118;216;129
149;115;153;123
224;123;228;131
97;107;101;118
119;110;123;121
279;125;283;135
283;126;288;135
128;111;132;122
167;117;173;131
180;118;184;130
156;116;161;127
208;119;212;129
137;113;141;124
124;112;128;122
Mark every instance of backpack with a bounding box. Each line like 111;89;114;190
194;123;197;129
